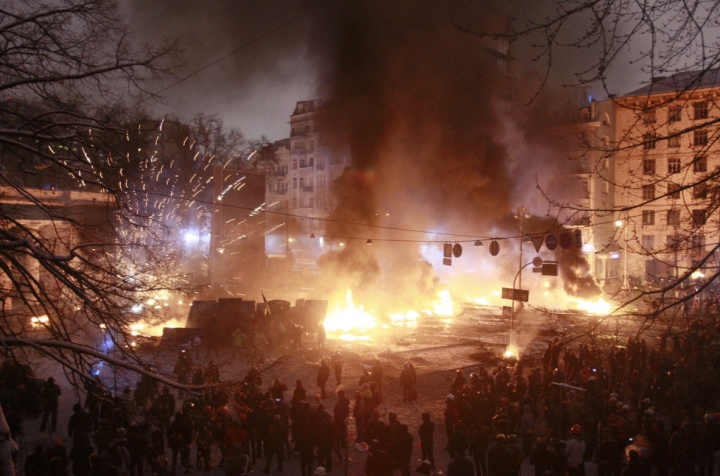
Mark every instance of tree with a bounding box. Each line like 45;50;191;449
461;1;720;322
0;0;189;389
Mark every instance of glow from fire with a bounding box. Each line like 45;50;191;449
429;289;456;317
468;297;491;306
324;289;377;332
504;345;518;358
575;298;612;315
390;310;420;326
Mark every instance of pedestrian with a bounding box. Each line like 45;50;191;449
40;377;62;432
419;413;435;469
168;411;193;473
68;404;91;446
519;404;535;458
365;440;391;476
317;359;330;399
397;424;414;476
263;414;286;474
331;351;343;385
173;352;192;399
447;450;474;476
25;444;47;476
105;429;131;476
223;444;248;476
231;328;244;359
486;434;510;476
565;425;586;475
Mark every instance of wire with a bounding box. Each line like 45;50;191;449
149;0;335;99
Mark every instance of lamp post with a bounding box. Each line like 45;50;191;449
514;206;531;300
615;217;629;290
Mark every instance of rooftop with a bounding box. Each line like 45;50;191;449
622;68;720;97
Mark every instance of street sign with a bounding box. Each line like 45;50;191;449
443;258;452;266
531;235;544;252
489;240;500;256
501;287;529;302
453;243;463;258
541;263;559;276
560;232;572;249
545;234;558;250
443;243;452;258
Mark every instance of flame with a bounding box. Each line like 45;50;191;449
504;345;518;358
430;289;456;317
468;297;491;306
575;298;612;315
390;310;420;326
324;289;377;332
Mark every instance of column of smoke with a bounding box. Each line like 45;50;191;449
308;0;603;316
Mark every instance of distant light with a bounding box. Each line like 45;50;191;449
610;252;620;259
692;270;705;280
319;237;324;246
340;242;344;247
130;304;143;313
288;238;294;242
581;243;596;253
615;220;623;227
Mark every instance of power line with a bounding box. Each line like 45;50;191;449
148;0;334;99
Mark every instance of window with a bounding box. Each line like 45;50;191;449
667;158;681;174
693;209;707;226
693;155;707;172
667;234;682;249
694;129;708;146
292;198;297;209
309;197;314;208
643;133;657;149
692;235;706;251
293;141;304;150
308;140;315;151
667;209;680;225
299;158;306;168
642;109;657;123
292;159;297;170
643;159;656;175
668;183;681;199
694;182;708;199
642;210;656;226
694;101;709;120
299;176;305;189
292;177;297;189
668;135;681;148
641;235;655;250
603;180;609;194
642;184;655;200
669;105;682;123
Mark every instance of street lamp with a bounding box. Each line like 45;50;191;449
615;218;629;290
514;206;531;298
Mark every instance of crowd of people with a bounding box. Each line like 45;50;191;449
0;315;719;476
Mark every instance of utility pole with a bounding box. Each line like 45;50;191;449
514;206;530;299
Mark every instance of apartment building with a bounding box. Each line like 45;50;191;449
613;70;720;285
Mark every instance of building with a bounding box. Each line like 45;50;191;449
547;89;618;283
613;69;720;285
266;99;352;268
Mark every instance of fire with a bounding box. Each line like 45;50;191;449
429;289;457;317
504;345;518;358
324;289;377;332
468;297;491;306
390;310;420;326
575;298;612;315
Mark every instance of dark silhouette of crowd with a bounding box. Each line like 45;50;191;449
2;315;720;476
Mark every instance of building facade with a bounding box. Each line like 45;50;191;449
265;99;351;268
613;70;720;285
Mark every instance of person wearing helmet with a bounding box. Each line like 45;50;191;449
565;425;586;473
450;369;466;397
487;434;510;476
